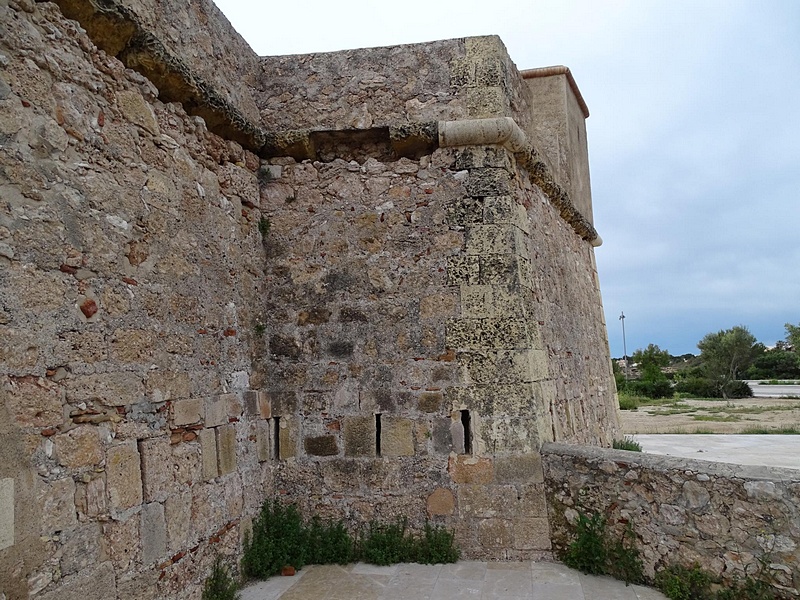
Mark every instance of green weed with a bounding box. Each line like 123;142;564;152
612;437;642;452
202;557;240;600
258;217;271;237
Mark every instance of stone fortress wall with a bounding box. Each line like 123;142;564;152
0;0;624;597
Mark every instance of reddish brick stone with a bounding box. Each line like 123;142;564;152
80;298;98;318
449;454;494;484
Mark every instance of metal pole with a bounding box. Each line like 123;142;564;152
619;311;628;380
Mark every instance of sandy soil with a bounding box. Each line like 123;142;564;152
621;397;800;434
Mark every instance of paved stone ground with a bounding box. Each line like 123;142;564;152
636;434;800;469
239;560;668;599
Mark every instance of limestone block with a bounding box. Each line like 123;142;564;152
519;483;548;516
65;371;144;406
682;480;710;509
449;454;494;484
117;89;159;135
269;390;298;415
106;441;143;512
59;522;102;576
494;453;544;484
418;391;443;413
419;292;457;319
466;223;520;256
206;393;241;427
460;285;493;318
381;417;414;457
343;416;376;457
482;317;529;350
75;475;106;518
513;517;551;550
38;477;77;535
0;478;13;550
427;488;455;516
146;370;190;403
244;390;271;419
141;502;167;565
432;418;455;454
56;426;103;468
37;561;117;600
199;428;219;480
140;437;173;502
459;484;517;518
110;328;157;363
256;420;271;462
116;571;160;600
171;397;204;426
0;327;39;370
172;441;202;486
3;376;64;428
466;87;508;120
454;148;514;171
446;255;479;286
278;416;298;460
477;517;512;548
216;424;238;475
478;254;518;286
164;489;192;553
445;318;482;351
446;197;484;228
304;435;338;456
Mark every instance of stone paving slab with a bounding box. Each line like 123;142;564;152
239;561;668;600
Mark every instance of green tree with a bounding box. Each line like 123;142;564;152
629;344;672;398
697;326;759;398
785;322;800;351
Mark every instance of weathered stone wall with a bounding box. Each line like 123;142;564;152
1;0;621;595
0;2;273;597
543;443;800;596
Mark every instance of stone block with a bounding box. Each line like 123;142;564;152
465;223;519;256
106;441;143;512
244;390;271;419
56;426;103;468
102;511;140;571
477;517;512;548
460;285;493;318
449;454;494;484
146;370;190;403
466;87;508;120
419;293;457;319
0;478;13;550
494;453;544;484
513;517;551;550
65;371;144;406
117;89;159;135
427;488;455;516
141;502;167;565
278;416;298;459
518;483;548;516
37;561;117;600
256;420;271;462
304;435;338;456
110;328;156;363
199;428;219;480
60;523;102;576
171;397;204;426
381;417;414;457
205;394;242;427
216;424;237;475
445;318;482;351
269;390;298;415
140;437;172;502
458;484;517;518
164;488;192;553
343;416;376;457
446;255;480;286
418;391;443;413
38;477;77;535
4;375;64;428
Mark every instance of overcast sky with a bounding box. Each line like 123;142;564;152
214;0;799;356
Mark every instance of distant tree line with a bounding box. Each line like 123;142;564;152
615;322;800;399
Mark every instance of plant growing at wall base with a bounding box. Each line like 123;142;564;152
242;500;307;578
305;516;354;565
612;437;642;452
203;557;240;600
562;510;644;584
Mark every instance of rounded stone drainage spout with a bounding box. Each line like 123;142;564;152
438;117;528;153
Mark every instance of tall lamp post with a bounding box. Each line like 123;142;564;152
619;311;628;380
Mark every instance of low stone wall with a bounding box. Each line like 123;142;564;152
543;443;800;596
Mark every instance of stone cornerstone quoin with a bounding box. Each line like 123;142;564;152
0;0;622;597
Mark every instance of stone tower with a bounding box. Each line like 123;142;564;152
0;0;620;596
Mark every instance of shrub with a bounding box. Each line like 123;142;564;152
202;557;240;600
242;500;307;579
305;516;354;565
612;437;642;452
723;379;753;398
414;522;460;564
618;394;640;410
358;519;415;566
655;563;713;600
674;377;721;398
562;510;644;585
627;378;673;399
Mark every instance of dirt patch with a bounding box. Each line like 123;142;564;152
621;397;800;434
